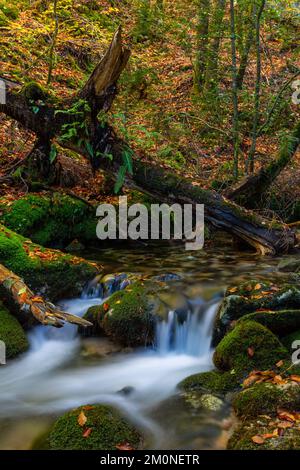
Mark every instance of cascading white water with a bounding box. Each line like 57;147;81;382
0;288;218;443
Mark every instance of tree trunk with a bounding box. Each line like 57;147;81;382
0;263;92;328
228;121;300;207
0;29;296;255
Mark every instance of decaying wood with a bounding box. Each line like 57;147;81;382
0;263;92;328
0;29;296;255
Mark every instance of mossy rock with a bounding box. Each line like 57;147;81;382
91;283;155;347
232;382;300;419
228;417;300;450
213;282;300;345
178;370;242;395
0;302;29;359
213;321;288;373
0;224;99;300
48;404;143;450
239;309;300;338
182;391;224;411
0;193;97;248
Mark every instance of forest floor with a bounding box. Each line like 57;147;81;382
0;0;299;208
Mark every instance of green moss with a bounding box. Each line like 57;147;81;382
213;321;288;373
48;404;142;450
96;283;155;346
0;193;97;248
239;310;300;338
233;382;300;419
228;417;300;450
0;224;99;300
20;81;49;102
178;370;242;395
213;283;300;345
0;302;28;358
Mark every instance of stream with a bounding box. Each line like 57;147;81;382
0;240;294;450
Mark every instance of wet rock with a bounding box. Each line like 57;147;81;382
117;386;135;396
81;337;122;358
178;370;242;395
183;392;224;412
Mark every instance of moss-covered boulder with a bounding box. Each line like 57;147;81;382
0;302;29;359
87;283;155;346
238;309;300;338
232;382;300;418
213;281;300;345
0;193;97;248
178;370;242;395
0;224;99;300
213;321;288;373
228;416;300;450
48;404;143;450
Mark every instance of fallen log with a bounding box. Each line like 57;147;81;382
0;263;92;328
0;29;296;255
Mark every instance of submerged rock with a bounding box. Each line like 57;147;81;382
48;404;143;450
182;392;224;412
0;302;29;359
80;337;122;358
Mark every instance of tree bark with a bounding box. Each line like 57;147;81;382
0;263;92;328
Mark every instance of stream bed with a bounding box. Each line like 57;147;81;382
0;240;295;450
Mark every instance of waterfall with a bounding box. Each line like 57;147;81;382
156;302;217;356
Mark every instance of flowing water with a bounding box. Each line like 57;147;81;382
0;240;296;449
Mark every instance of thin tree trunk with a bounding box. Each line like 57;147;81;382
230;0;240;178
195;0;210;90
246;0;266;174
203;0;226;94
236;4;255;90
47;0;59;85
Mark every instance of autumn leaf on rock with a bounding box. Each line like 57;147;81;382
276;360;284;368
103;303;109;312
82;428;92;438
251;435;265;445
247;347;255;358
78;411;87;427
